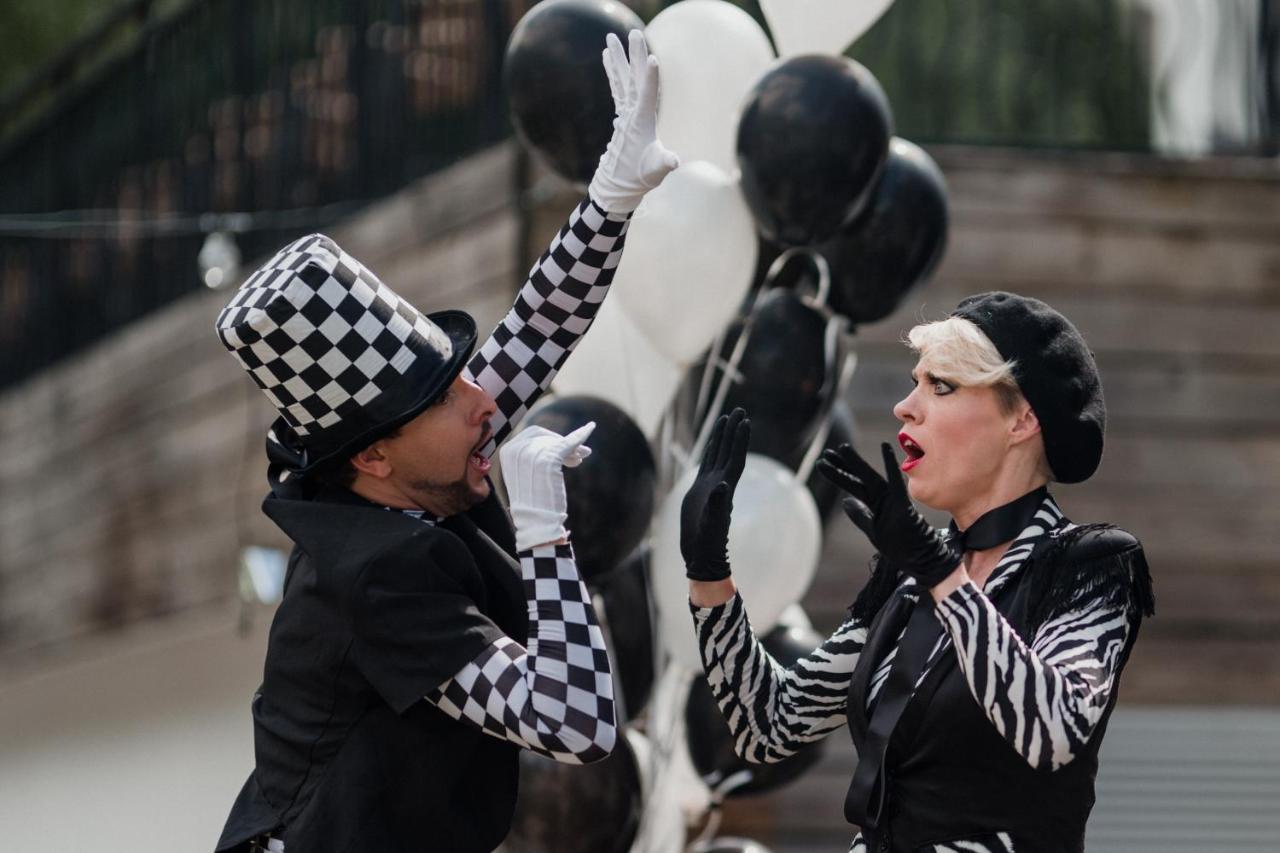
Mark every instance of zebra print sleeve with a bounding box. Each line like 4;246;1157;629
426;543;617;764
692;592;868;763
935;581;1131;771
465;198;631;457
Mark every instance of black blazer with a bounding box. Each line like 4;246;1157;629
216;484;528;853
844;518;1152;853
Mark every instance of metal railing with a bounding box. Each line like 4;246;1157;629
0;0;533;389
1;0;1274;390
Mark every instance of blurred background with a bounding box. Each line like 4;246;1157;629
0;1;1277;851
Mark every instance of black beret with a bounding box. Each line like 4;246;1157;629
952;291;1105;483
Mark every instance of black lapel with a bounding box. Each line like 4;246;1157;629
440;512;526;632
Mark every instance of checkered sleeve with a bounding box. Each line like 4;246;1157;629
466;198;631;458
425;543;617;764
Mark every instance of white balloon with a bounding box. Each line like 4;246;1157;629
760;0;895;57
651;453;822;671
551;297;681;438
647;0;776;173
612;161;757;367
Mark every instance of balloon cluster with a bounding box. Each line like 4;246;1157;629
502;1;949;850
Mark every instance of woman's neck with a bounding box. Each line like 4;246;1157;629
949;474;1049;531
964;544;1011;589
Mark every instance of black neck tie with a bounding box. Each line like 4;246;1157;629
844;595;942;830
947;486;1047;552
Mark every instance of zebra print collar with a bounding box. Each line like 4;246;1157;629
897;493;1068;602
980;494;1068;598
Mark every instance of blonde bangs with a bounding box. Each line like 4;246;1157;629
905;317;1018;390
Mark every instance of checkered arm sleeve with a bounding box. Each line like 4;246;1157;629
691;593;867;763
935;582;1131;771
425;543;617;764
466;198;630;457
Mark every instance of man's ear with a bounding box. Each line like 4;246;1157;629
349;442;393;480
1008;402;1041;447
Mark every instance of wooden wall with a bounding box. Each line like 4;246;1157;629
1;141;1277;848
0;143;524;675
718;148;1280;850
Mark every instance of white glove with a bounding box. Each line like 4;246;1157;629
500;422;596;552
588;29;681;214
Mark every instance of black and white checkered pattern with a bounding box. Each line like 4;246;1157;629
356;197;629;762
428;543;616;764
216;232;455;439
466;198;630;458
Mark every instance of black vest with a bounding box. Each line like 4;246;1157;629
216;484;528;853
844;519;1149;853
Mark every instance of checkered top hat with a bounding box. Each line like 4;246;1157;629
215;233;476;472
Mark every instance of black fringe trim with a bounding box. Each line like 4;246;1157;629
848;554;904;625
1027;523;1156;631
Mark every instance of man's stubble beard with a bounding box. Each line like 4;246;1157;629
409;474;489;518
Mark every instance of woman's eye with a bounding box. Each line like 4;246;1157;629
932;379;954;395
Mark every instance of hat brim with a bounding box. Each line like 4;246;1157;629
295;309;478;474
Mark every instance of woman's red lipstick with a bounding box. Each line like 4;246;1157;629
898;431;925;472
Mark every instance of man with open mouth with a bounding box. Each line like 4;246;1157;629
212;30;678;853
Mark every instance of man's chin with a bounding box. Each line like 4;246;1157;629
412;477;489;518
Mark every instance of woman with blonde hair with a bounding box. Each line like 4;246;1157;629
679;292;1154;852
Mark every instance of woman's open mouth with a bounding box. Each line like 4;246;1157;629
898;432;925;472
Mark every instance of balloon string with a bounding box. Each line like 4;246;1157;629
690;309;755;469
636;665;697;852
794;322;857;483
762;246;831;309
693;325;730;429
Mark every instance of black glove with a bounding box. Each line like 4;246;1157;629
680;408;750;581
817;442;962;588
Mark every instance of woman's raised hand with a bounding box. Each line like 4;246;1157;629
680;408;750;581
817;442;963;589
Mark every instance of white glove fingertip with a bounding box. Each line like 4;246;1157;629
627;28;647;60
607;33;629;79
561;422;597;456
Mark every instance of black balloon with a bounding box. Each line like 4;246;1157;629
786;399;856;526
822;138;949;325
685;616;827;797
737;56;893;247
709;289;832;462
522;395;656;582
504;0;643;184
591;545;656;721
505;731;643;853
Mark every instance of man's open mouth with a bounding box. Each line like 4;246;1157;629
469;426;493;473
